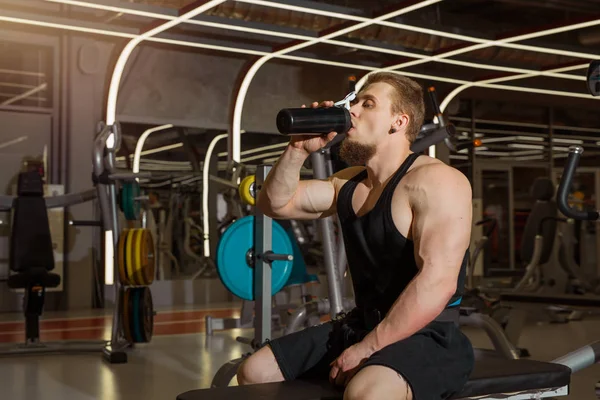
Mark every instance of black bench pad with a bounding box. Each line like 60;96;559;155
176;350;571;400
460;351;570;398
499;292;600;308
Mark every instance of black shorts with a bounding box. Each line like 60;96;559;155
268;308;474;400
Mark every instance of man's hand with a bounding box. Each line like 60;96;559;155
329;343;373;387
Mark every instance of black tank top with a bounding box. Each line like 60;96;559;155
336;153;468;315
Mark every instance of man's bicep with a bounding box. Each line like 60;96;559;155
288;179;337;218
288;166;365;219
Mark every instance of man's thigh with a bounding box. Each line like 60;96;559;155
356;322;474;399
268;320;342;381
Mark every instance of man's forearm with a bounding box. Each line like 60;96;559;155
258;145;309;212
358;273;454;355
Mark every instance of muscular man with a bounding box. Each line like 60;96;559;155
237;72;474;400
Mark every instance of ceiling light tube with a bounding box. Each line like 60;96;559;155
241;150;286;162
439;62;596;113
203;133;229;257
2;13;591;104
510;150;543;156
235;0;600;60
551;138;584;144
217;141;289;157
474;151;511;156
46;0;584;81
480;137;516;143
515;136;545;142
513;155;546;161
0;68;45;77
0;83;47;106
381;18;600;73
508;143;545;150
4;11;598;143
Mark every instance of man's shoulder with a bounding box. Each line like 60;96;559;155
404;156;471;196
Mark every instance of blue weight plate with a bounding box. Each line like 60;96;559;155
216;216;293;301
132;288;143;343
122;182;141;221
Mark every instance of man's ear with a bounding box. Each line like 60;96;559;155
392;113;410;132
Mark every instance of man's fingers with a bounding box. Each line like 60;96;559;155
329;365;339;383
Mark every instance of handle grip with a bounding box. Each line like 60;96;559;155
557;146;600;221
261;251;293;262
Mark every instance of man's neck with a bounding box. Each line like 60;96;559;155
364;144;413;188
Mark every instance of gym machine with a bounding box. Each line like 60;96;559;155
0;172;102;356
0;123;155;362
176;147;600;400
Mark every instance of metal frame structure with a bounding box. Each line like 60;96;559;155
1;0;600;167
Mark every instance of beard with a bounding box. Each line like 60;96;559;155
339;138;377;166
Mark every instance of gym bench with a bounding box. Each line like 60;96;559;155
177;349;571;400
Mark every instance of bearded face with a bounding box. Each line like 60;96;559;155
339;138;377;166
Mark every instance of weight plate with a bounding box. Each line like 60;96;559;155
139;287;153;342
216;216;293;301
125;229;137;286
118;230;130;285
122;288;132;342
122;182;141;221
132;288;143;343
141;229;155;286
128;287;138;343
132;229;144;286
238;175;256;206
144;287;154;342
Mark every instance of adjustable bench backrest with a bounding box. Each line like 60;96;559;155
9;171;55;275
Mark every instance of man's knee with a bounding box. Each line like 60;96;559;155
344;366;413;400
237;346;284;385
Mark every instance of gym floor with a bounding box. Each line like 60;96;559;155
0;304;598;400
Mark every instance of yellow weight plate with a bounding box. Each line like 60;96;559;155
238;175;256;206
118;229;130;285
140;229;155;286
125;229;137;286
143;230;156;285
133;229;145;286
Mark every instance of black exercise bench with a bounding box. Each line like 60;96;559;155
177;349;571;400
499;292;600;308
7;171;60;344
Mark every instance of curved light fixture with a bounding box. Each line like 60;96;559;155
104;0;227;125
132;124;174;176
202;133;229;257
230;0;441;162
439;63;588;112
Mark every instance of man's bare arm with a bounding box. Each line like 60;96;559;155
256;145;364;220
357;164;472;354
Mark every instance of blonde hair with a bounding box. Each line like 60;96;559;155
360;72;425;143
